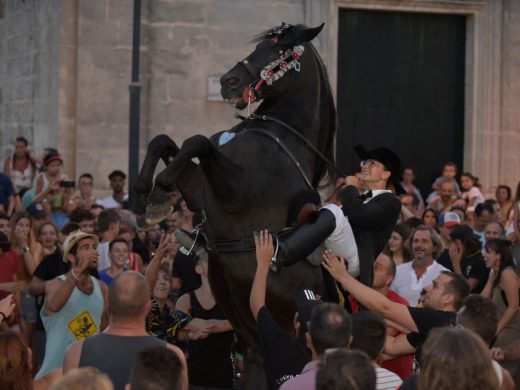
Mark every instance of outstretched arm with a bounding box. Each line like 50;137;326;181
250;230;273;321
322;249;418;333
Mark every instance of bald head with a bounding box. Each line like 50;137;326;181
109;271;150;319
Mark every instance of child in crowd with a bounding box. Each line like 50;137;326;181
461;172;484;210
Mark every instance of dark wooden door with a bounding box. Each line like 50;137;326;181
336;10;466;197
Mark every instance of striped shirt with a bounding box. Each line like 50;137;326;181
376;367;403;390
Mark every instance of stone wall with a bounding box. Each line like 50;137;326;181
1;0;519;194
500;0;520;189
73;0;305;190
0;0;60;160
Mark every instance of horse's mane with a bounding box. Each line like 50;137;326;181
251;23;338;188
309;43;338;188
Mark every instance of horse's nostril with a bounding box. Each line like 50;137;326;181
226;77;240;86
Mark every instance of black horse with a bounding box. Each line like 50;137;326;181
134;23;337;387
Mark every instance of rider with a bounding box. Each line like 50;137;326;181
274;145;402;286
274;188;360;278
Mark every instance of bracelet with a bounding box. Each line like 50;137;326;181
70;269;80;281
21;246;30;254
0;312;6;323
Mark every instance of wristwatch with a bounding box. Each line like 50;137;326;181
21;246;30;254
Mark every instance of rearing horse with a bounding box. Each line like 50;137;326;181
134;23;337;388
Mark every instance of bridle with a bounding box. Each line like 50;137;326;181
233;42;346;184
237;34;305;106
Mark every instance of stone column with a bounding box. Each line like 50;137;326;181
58;0;79;180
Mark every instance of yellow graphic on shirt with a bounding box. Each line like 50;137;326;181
68;311;97;340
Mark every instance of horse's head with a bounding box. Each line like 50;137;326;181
220;23;324;110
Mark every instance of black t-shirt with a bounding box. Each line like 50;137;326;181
132;235;150;264
171;252;201;296
436;250;489;293
437;249;451;270
406;307;455;357
256;306;310;389
33;248;70;281
462;253;489;293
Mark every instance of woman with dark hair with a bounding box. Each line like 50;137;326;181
38;223;59;257
10;211;43;360
481;239;520;354
410;327;499;390
383;224;412;266
421;208;438;230
3;136;38;195
447;228;488;293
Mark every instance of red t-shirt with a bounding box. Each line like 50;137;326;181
349;290;414;380
0;250;22;300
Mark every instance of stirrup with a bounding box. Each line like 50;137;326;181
175;228;207;261
269;235;280;272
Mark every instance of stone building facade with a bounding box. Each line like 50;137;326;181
0;0;518;195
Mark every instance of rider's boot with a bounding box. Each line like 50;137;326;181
175;228;208;263
273;208;336;270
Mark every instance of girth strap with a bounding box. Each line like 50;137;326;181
204;227;294;254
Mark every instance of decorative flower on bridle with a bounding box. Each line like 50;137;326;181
259;45;304;86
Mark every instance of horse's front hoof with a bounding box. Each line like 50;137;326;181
145;190;173;225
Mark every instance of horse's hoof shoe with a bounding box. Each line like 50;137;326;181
145;190;173;225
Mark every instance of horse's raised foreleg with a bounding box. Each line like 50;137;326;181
135;134;206;225
154;135;242;204
134;135;180;216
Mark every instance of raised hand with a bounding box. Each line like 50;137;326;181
321;249;349;282
0;294;15;319
254;229;273;268
0;282;19;294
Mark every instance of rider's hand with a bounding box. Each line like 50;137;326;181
254;229;273;269
344;175;360;189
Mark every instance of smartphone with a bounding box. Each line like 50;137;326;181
59;180;75;188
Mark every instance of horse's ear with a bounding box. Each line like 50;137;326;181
302;23;324;42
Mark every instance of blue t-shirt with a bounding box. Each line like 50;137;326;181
98;269;114;286
0;174;15;209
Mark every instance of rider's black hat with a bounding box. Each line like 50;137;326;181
354;144;404;194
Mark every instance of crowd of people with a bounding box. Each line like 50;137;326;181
1;136;520;390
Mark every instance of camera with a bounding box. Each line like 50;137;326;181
59;180;75;188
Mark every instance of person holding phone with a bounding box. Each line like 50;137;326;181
29;153;73;229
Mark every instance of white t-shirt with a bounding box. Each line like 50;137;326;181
390;260;449;307
97;193;128;209
97;241;110;271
